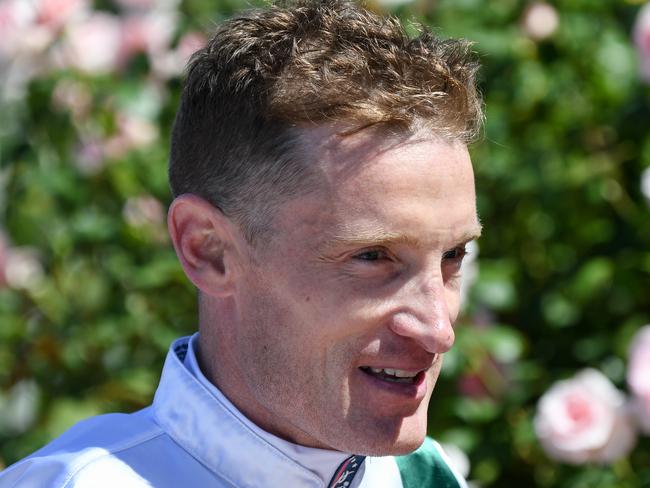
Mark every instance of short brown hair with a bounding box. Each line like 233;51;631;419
169;0;482;242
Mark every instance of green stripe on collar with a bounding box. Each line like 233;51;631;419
395;437;463;488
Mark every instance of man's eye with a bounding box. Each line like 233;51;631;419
442;245;468;262
353;249;388;261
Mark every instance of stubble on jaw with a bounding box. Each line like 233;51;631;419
230;268;330;447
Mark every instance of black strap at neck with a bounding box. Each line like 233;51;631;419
328;455;366;488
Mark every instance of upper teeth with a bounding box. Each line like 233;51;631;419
368;367;417;378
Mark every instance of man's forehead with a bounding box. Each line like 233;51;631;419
298;121;465;149
296;123;394;170
296;122;469;186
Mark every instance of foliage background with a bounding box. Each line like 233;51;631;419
1;0;649;486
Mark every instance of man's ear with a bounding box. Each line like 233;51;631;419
167;194;243;297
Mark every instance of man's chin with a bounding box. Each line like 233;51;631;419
342;417;428;457
387;434;428;456
375;430;427;456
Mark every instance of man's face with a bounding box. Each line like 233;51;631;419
227;127;480;456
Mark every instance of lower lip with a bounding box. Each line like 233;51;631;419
358;368;428;401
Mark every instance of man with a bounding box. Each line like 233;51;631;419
0;0;482;486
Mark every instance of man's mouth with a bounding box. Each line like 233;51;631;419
359;366;424;385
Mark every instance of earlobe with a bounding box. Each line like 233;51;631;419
167;194;239;297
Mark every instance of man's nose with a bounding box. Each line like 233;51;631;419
388;277;456;354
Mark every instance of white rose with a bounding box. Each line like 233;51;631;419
4;247;44;290
460;239;479;308
440;442;470;479
634;3;650;82
641;167;650;205
521;2;559;41
534;368;637;464
627;325;650;433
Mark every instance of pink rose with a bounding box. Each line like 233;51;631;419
627;325;650;432
62;12;122;75
0;0;51;59
634;3;650;82
119;11;177;64
176;31;206;64
534;369;637;464
35;0;88;31
149;31;205;79
0;0;86;60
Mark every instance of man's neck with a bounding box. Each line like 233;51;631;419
182;333;353;486
195;330;334;450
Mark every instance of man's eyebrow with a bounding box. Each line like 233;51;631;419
322;230;423;251
319;220;483;254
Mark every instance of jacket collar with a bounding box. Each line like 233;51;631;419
151;335;351;488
